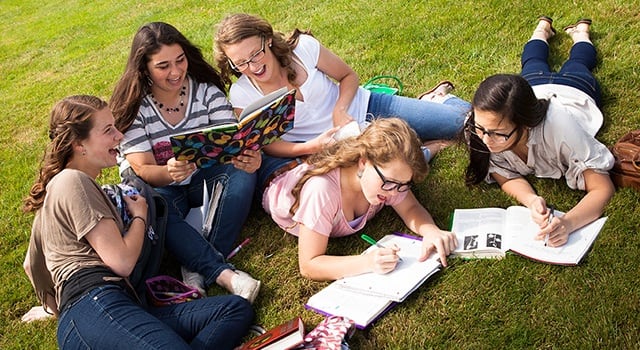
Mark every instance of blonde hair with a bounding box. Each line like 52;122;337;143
214;13;310;88
23;95;107;213
290;118;428;215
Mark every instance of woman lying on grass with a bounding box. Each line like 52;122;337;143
464;17;615;247
262;118;457;281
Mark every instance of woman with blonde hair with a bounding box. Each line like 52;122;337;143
262;118;457;281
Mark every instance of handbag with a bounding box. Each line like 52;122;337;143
145;275;204;307
609;129;640;190
362;75;403;95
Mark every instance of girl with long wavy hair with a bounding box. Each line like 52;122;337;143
262;118;457;281
23;95;253;349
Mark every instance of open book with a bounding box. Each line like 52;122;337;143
451;206;607;265
185;180;223;238
170;88;296;168
305;233;441;329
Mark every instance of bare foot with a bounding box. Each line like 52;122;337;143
423;139;455;159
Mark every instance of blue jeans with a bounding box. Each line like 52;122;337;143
366;92;471;140
57;284;253;350
155;164;256;285
521;39;602;107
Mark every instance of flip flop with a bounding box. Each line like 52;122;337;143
563;18;592;33
538;16;557;35
418;80;455;100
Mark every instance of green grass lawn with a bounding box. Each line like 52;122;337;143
2;0;639;349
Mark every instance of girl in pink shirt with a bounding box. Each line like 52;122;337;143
263;118;457;281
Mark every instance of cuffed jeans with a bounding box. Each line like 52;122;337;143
155;163;256;285
57;284;253;350
366;92;471;140
521;39;602;107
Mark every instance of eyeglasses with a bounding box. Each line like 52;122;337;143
465;120;517;143
372;164;413;192
227;37;266;72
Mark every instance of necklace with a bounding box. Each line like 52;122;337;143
151;85;186;113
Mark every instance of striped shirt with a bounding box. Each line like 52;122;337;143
119;76;235;173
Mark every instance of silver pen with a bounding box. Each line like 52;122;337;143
544;205;554;247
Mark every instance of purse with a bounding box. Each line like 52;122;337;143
361;75;403;95
145;275;204;307
609;130;640;190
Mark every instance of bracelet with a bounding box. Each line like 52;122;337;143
130;216;147;227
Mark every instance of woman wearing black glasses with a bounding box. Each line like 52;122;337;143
262;118;457;281
464;17;614;248
214;13;470;192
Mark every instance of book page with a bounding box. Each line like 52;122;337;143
451;208;510;257
306;282;394;329
336;234;441;302
238;87;288;121
507;207;607;265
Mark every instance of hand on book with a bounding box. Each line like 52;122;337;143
231;149;262;174
419;229;458;267
535;215;570;247
310;126;340;153
167;157;197;183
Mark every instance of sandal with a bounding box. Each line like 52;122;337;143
563;18;592;34
418;80;455;101
538;16;557;36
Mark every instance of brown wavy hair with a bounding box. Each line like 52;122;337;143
23;95;107;213
289;118;429;215
110;22;226;133
214;13;310;88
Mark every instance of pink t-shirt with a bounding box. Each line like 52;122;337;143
262;163;407;237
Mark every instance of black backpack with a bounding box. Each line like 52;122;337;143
102;175;167;303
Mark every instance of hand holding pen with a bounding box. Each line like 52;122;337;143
361;234;403;262
544;205;554;247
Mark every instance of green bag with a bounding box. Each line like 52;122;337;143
362;75;403;95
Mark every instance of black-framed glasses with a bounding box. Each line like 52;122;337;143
227;36;266;72
465;120;517;143
372;164;413;192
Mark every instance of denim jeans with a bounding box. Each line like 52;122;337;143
57;284;254;350
521;39;602;107
155;163;256;285
366;92;471;140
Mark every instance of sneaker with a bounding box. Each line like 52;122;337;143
230;270;261;303
181;266;207;296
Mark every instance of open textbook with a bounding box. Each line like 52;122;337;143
305;233;441;329
170;88;296;168
450;206;607;265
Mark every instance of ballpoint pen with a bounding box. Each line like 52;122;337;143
226;237;251;259
360;234;403;262
544;205;554;247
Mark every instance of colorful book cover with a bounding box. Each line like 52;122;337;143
170;88;296;168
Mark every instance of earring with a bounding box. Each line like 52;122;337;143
357;170;363;178
268;42;272;47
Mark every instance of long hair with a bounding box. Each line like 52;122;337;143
465;74;549;185
23;95;107;213
110;22;226;133
214;13;310;88
289;118;428;215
